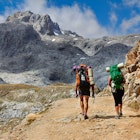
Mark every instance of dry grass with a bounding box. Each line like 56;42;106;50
0;83;74;103
0;83;75;132
0;84;39;97
0;83;38;89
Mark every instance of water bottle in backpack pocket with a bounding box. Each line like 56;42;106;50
111;81;116;93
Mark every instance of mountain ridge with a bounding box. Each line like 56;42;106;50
0;11;140;88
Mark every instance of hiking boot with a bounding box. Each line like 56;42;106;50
119;112;123;117
84;115;88;120
115;115;120;119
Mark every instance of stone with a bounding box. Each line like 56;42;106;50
26;113;41;124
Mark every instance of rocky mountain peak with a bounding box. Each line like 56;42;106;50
6;11;62;36
0;11;140;89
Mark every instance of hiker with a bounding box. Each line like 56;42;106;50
107;64;126;119
73;64;94;119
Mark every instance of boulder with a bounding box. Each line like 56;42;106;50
124;40;140;110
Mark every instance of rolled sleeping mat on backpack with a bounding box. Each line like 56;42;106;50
106;67;110;72
89;77;94;85
106;63;124;72
88;68;93;77
117;63;124;69
88;68;94;85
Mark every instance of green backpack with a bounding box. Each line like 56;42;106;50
110;64;123;90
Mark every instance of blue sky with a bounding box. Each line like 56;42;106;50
0;0;140;39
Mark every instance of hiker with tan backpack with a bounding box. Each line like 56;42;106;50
106;63;126;119
73;64;94;119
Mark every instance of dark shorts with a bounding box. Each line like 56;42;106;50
112;89;124;106
79;88;90;96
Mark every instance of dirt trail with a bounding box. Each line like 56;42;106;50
2;96;140;140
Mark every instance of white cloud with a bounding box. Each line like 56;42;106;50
7;0;13;5
123;0;140;8
109;12;118;25
0;15;5;23
109;2;118;9
21;0;47;14
0;9;16;23
46;4;108;38
120;15;140;32
3;0;139;37
0;0;109;38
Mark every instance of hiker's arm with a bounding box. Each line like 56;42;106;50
75;84;77;94
108;76;111;86
75;75;79;97
122;74;126;84
75;85;78;96
75;73;80;97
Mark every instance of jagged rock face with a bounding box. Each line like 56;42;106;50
0;17;86;85
6;11;61;36
125;41;140;73
124;40;140;110
0;22;41;57
0;11;140;88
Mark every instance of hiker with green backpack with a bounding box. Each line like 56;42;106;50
106;63;126;119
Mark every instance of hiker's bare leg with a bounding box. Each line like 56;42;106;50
115;106;119;116
118;104;122;111
84;95;89;116
80;96;84;114
119;104;123;116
